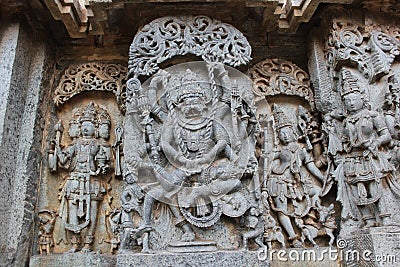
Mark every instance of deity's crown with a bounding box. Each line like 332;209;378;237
98;108;111;125
168;68;211;105
273;104;292;129
78;102;98;124
69;108;82;125
341;70;362;97
177;88;205;102
177;69;206;101
69;119;79;126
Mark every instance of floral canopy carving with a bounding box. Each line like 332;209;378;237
326;22;400;83
54;62;127;113
248;58;314;108
128;15;252;78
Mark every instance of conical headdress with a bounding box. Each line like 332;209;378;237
98;107;111;125
273;104;292;129
341;69;362;97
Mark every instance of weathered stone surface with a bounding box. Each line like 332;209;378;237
2;1;400;267
116;251;264;267
0;23;20;145
41;0;366;37
29;249;346;267
54;62;127;113
0;20;56;266
30;253;117;267
30;251;263;267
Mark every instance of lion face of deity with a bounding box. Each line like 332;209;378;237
179;96;207;119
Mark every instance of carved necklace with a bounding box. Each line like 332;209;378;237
182;127;208;152
176;115;210;131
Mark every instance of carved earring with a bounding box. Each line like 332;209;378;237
363;99;371;110
342;103;349;116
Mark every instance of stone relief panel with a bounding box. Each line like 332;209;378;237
249;59;337;249
35;15;341;258
33;12;400;262
122;62;259;252
48;102;114;253
325;22;399;84
117;15;265;253
37;209;56;255
317;67;400;235
36;63;126;253
331;69;400;228
313;9;400;236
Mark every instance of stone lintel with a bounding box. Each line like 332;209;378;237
41;0;361;38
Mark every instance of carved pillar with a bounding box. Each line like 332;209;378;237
0;21;55;266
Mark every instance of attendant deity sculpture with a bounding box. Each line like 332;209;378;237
333;72;400;228
242;207;266;250
38;210;56;255
48;102;112;252
262;211;286;249
119;167;150;253
266;105;325;247
383;74;400;138
295;203;336;247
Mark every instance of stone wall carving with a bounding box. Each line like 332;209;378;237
123;62;259;252
315;9;400;242
43;0;113;38
128;15;252;78
37;210;56;255
47;102;115;252
40;94;125;254
54;62;127;113
264;105;332;247
31;9;400;266
308;33;336;113
248;58;315;108
123;14;339;253
37;15;341;256
248;56;338;249
120;15;280;253
333;70;400;227
325;20;400;83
